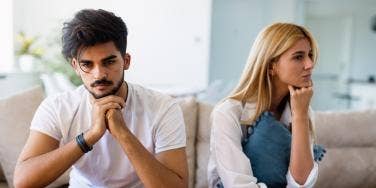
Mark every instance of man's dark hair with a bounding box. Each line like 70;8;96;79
62;9;128;61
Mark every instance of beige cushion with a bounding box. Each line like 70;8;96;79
315;110;376;148
0;86;69;188
315;147;376;188
194;101;213;188
177;97;198;188
314;110;376;188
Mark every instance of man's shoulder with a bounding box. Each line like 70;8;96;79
41;85;86;109
129;83;175;106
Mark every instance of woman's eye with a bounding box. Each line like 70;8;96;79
294;55;304;60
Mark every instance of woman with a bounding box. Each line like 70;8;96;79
207;23;323;188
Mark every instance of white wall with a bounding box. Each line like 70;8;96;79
209;0;301;90
13;0;212;90
0;0;13;72
305;0;376;81
305;0;376;110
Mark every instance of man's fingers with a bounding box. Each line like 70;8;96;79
95;96;125;108
101;102;122;114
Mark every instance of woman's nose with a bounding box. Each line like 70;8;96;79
305;58;314;70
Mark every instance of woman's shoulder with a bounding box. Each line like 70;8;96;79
211;99;245;138
213;98;243;116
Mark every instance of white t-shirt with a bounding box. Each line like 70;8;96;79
30;83;186;188
207;99;318;188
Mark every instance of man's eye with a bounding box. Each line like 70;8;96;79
104;60;116;66
80;63;92;68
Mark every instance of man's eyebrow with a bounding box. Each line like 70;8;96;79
78;55;117;63
101;55;117;62
79;59;92;63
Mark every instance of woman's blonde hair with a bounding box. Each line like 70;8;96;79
228;22;318;133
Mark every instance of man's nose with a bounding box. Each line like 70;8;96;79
92;65;107;79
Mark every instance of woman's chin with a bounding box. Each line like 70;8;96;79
299;81;313;88
290;81;313;88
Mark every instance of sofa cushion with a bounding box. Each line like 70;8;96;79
315;147;376;188
314;110;376;188
177;97;198;188
195;101;213;188
0;86;69;188
315;110;376;148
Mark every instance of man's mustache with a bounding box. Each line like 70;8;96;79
90;79;113;87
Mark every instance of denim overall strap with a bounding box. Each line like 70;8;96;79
242;111;291;188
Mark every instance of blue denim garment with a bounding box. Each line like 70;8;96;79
242;111;291;188
216;111;325;188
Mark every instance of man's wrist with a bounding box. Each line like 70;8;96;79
76;133;93;153
85;129;100;147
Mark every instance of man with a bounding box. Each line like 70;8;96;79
14;9;188;188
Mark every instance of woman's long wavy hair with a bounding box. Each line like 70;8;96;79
227;22;318;135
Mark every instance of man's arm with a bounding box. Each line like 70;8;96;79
14;130;97;187
14;96;125;188
106;109;188;188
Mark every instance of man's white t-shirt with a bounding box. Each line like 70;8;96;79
30;83;186;188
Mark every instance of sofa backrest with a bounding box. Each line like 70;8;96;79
178;97;198;188
0;86;70;188
314;110;376;188
194;102;213;188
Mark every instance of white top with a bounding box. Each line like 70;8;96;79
30;83;186;188
207;99;318;188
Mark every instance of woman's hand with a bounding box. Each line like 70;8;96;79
288;85;313;117
288;84;315;184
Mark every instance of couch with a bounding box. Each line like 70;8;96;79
0;86;375;188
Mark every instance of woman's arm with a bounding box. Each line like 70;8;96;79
288;85;315;185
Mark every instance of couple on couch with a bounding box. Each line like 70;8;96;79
13;9;324;188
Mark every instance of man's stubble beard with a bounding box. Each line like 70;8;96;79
86;72;124;99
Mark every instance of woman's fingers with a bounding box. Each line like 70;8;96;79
288;85;295;95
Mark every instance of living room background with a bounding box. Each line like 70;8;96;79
1;0;376;110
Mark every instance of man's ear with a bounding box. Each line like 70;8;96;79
123;53;131;70
71;58;81;76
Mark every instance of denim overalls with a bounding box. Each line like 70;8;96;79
217;111;325;188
